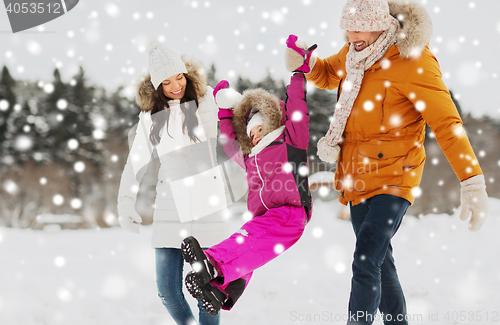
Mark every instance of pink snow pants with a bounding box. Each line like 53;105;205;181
205;205;308;292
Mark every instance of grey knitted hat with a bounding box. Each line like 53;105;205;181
148;42;188;89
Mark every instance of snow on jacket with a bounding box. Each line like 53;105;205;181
219;73;312;219
118;57;230;248
306;0;482;206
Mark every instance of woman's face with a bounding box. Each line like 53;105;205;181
162;73;187;100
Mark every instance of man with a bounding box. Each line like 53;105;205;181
285;0;489;324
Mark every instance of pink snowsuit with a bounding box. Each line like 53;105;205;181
208;73;312;309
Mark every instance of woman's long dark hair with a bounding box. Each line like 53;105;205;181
149;74;201;146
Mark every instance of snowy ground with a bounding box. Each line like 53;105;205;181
1;198;500;325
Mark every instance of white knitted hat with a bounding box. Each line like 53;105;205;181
148;42;188;89
246;111;264;137
340;0;392;32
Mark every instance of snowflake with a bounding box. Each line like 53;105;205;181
54;256;66;268
57;99;68;110
3;180;19;195
26;40;42;55
0;99;9;111
74;161;85;173
274;243;285;254
335;262;346;274
292;111;303;122
53;194;64;206
311;227;323;238
57;288;72;302
363;100;374;112
411;187;422;198
65;139;80;154
71;198;82;209
43;83;54;94
15;135;33;151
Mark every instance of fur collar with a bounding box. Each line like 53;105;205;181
232;88;283;156
135;56;208;112
389;0;433;58
344;0;432;59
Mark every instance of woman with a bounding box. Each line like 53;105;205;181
117;42;229;325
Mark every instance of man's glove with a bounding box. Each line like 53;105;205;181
459;174;489;231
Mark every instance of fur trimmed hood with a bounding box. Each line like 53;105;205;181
135;56;208;112
343;0;432;59
232;89;284;155
389;0;432;58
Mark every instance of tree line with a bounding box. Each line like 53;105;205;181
0;64;499;229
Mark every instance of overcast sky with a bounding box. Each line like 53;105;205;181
1;0;499;118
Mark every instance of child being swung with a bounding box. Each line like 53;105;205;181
180;37;317;315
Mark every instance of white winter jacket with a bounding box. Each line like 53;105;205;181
118;61;232;248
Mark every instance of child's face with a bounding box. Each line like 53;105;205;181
250;125;263;147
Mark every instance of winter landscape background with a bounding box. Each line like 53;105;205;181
1;0;500;324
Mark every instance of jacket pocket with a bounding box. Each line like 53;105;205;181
355;141;409;192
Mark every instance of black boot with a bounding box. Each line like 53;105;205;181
181;236;218;285
185;272;228;315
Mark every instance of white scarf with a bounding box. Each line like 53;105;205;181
317;16;401;163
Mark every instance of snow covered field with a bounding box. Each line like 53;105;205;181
1;198;500;325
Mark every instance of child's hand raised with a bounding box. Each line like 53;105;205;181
284;34;317;74
214;80;242;109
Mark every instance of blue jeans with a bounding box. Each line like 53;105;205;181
156;248;220;325
347;194;410;325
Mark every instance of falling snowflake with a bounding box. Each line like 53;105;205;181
71;198;82;209
274;243;285;254
292;111;303;122
15;135;33;151
57;99;68;110
298;165;308;177
53;194;64;206
3;180;19;195
54;256;66;268
74;161;85;173
411;187;422;198
43;83;55;94
57;288;72;302
363;100;374;112
318;186;329;197
0;100;9;111
26;40;42;55
311;227;323;238
67;139;79;150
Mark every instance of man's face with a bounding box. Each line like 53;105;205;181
346;31;384;51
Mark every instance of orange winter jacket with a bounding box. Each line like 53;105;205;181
307;41;482;206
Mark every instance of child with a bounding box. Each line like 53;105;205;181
180;37;317;315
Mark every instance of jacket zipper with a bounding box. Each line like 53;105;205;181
254;155;270;210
